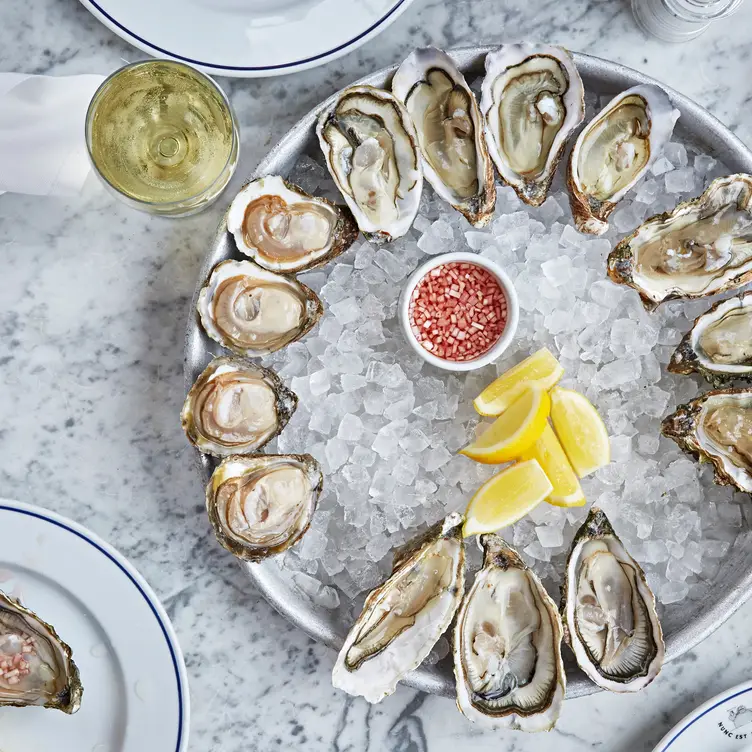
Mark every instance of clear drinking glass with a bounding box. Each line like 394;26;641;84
86;60;239;217
632;0;744;42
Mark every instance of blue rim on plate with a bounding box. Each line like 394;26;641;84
0;501;188;752
655;681;752;750
79;0;411;74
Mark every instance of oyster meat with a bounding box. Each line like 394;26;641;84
332;513;465;703
562;507;664;693
227;175;358;273
197;259;323;356
480;43;584;207
608;174;752;310
392;47;496;226
453;535;565;732
317;85;422;242
568;84;679;234
669;292;752;385
0;590;82;713
662;388;752;493
206;454;323;561
181;356;297;457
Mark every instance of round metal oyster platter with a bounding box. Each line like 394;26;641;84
184;47;752;699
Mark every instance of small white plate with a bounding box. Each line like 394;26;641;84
653;680;752;751
78;0;415;77
0;499;189;752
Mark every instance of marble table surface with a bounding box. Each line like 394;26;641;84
2;0;752;750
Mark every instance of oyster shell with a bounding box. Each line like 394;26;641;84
392;47;496;226
568;84;679;234
608;175;752;310
480;43;585;207
0;590;82;713
562;507;664;693
181;356;297;457
317;85;422;242
332;513;465;703
206;454;323;561
669;292;752;385
197;259;323;356
453;535;565;732
661;388;752;493
227;175;358;273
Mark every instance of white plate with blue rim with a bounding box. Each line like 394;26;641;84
78;0;415;77
654;680;752;751
0;499;189;752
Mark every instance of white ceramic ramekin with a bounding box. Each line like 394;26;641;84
399;251;520;373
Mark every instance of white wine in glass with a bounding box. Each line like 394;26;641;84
86;60;239;216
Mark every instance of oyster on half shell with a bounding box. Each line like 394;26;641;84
608;175;752;310
227;175;358;273
568;84;679;234
332;513;465;703
0;590;82;714
392;47;496;226
662;388;752;493
562;507;664;693
181;356;297;457
317;85;422;242
453;535;565;733
480;43;585;207
669;292;752;385
206;454;323;561
197;259;323;356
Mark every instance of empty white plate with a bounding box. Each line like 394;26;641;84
79;0;415;77
0;499;189;752
654;680;752;751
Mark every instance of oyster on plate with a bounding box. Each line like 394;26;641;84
562;507;664;693
181;356;297;457
669;292;752;385
317;85;422;242
206;454;323;561
332;513;465;703
453;535;565;732
662;388;752;493
608;174;752;310
0;590;82;714
480;43;585;207
226;175;358;273
392;46;496;226
197;259;323;356
567;84;679;234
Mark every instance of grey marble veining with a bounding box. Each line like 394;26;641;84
1;0;752;750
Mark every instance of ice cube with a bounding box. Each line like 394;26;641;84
559;224;584;250
664;142;688;168
325;437;350;470
637;434;660;455
651;156;673;176
338;413;364;442
665;167;695;194
393;456;419;486
319;317;343;344
309;368;331;397
341;373;367;392
634;178;659;204
363;388;386;415
422;446;452;472
374;249;410;282
694;154;717;175
309;407;333;435
331;297;361;326
384;395;415;421
535;525;564;548
659;581;689;604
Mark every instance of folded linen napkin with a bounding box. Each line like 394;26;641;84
0;73;105;197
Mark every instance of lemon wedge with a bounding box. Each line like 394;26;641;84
473;347;564;416
549;387;610;478
521;423;586;507
461;387;550;464
463;459;553;537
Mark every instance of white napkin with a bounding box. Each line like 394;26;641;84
0;73;105;197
